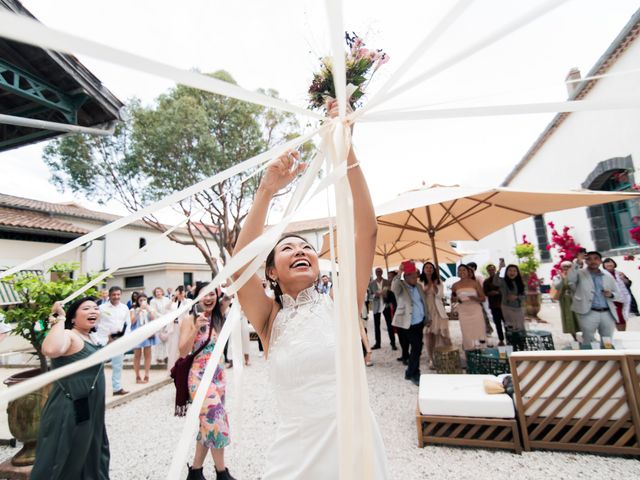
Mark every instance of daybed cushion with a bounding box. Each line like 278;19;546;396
418;374;515;419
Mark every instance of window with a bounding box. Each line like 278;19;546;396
601;175;634;248
125;275;144;289
139;237;147;249
183;272;193;287
533;215;551;261
583;156;637;252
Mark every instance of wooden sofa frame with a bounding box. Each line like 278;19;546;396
416;405;522;453
510;351;640;456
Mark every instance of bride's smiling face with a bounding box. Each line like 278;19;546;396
268;236;319;291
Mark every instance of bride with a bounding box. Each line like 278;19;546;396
235;99;388;479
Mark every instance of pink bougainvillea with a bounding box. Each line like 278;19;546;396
547;223;582;279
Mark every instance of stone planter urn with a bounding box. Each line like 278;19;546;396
3;368;51;466
524;291;541;319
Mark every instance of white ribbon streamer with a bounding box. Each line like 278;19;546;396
324;2;375;477
325;0;347;118
375;0;571;108
354;0;474;119
0;127;321;280
60;161;271;305
0;11;322;121
359;97;640;122
0;114;115;136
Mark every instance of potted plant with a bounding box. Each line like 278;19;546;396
1;262;99;466
514;236;542;319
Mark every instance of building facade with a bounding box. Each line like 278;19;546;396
0;193;215;302
461;10;640;286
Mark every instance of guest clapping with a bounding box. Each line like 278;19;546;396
31;299;109;480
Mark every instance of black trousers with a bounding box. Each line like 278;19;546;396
382;308;396;347
373;312;382;346
490;307;505;341
397;327;409;360
405;321;425;380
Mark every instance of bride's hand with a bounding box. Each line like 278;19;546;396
326;98;355;132
259;150;304;195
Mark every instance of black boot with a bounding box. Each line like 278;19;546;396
216;467;236;480
186;464;206;480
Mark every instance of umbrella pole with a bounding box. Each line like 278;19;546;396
425;206;440;272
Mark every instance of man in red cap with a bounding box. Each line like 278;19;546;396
391;260;430;386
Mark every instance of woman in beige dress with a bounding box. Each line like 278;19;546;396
419;262;451;369
451;264;486;350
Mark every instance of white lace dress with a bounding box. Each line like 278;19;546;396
263;286;389;479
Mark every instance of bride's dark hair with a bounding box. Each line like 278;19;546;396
265;234;316;307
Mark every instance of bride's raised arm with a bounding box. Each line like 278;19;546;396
233;150;305;342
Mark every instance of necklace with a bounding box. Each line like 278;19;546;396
73;328;94;344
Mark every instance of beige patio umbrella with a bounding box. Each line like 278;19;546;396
375;184;640;268
320;234;461;272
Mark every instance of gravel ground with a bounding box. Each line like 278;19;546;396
2;303;640;479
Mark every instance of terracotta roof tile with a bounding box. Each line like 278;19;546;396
0;206;89;235
0;193;120;223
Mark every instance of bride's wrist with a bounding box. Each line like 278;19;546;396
257;184;276;198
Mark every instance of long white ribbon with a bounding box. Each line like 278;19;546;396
376;66;640;114
354;0;474;120
371;0;571;109
0;114;115;136
0;11;322;121
324;3;375;476
0;127;321;280
60;161;271;305
359;97;640;122
325;0;347;118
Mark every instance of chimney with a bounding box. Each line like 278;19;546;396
565;68;581;97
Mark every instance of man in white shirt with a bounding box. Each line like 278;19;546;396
97;286;130;395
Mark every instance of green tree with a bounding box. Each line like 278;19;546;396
44;71;313;272
3;263;99;372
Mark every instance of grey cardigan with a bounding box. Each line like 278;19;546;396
493;275;525;309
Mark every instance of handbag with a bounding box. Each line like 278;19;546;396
170;315;213;417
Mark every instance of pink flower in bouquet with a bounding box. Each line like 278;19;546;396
308;32;389;110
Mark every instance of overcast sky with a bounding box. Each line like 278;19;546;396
2;0;639;222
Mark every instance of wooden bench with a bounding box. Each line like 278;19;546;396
416;374;522;453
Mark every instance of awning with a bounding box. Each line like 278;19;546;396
0;270;42;305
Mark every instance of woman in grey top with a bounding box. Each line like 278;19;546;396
493;265;526;334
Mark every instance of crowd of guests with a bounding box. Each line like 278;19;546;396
553;250;637;344
336;249;638;387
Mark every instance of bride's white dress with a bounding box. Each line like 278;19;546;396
263;286;389;479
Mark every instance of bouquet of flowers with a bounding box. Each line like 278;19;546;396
308;32;389;110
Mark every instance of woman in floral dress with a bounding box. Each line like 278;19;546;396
178;282;233;480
